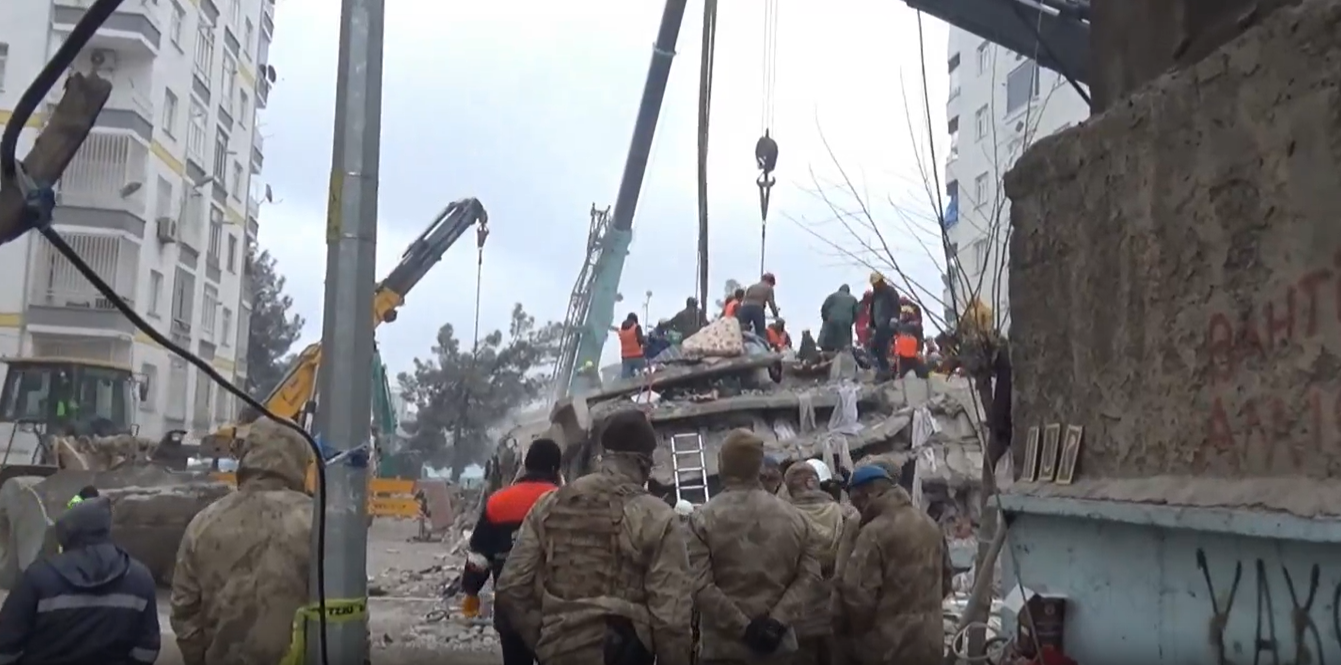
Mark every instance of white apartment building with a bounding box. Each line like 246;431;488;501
942;27;1089;331
0;0;277;438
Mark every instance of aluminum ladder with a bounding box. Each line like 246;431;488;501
670;432;711;505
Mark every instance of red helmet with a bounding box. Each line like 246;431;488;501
762;272;776;285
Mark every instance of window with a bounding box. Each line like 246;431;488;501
228;0;241;26
194;21;215;82
213;127;229;177
187;99;207;161
244;20;254;60
944;181;959;229
154;176;174;222
971;238;990;271
974;105;988;141
172;267;195;325
221;52;238;112
1005;60;1040;114
976;42;990;75
1006;139;1023;168
161;89;179;137
202;284;219;336
974;172;989;208
165;358;188;420
221;307;233;346
947;53;960;101
0;43;8;92
140;363;158;411
238;92;249;126
148;269;165;316
231;161;243;199
169;2;185;46
947;116;959;161
214;382;231;422
208;207;223;262
192;367;213;426
227;234;238;272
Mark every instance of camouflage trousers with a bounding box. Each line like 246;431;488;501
795;635;837;665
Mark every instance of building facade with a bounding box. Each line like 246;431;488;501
0;0;276;438
942;27;1089;331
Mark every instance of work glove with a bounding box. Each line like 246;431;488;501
461;594;481;619
743;616;787;655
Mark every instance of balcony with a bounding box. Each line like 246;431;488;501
27;232;141;334
52;0;162;57
261;1;275;38
256;75;271;110
54;132;150;230
251;131;265;173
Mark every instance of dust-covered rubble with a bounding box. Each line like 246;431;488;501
366;538;501;653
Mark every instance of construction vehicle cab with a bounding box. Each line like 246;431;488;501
0;357;143;483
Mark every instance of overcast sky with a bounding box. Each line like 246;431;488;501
255;0;951;377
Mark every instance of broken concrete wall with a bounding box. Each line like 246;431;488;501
1005;0;1341;516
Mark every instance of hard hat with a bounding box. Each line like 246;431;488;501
805;458;833;483
674;499;695;515
869;271;885;285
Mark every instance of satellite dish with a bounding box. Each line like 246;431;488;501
265;64;277;83
118;182;142;198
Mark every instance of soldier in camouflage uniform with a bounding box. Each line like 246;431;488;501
784;462;860;665
833;465;945;665
495;409;693;665
170;418;314;665
687;429;822;665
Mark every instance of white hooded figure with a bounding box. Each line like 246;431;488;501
674;499;695;516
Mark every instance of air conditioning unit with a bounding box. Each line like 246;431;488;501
156;217;179;244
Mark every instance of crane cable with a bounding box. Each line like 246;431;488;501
695;0;718;327
451;224;488;474
755;0;780;275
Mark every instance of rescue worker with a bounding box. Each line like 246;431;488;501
463;438;563;665
866;273;901;379
496;409;693;665
686;429;821;664
834;465;945;665
0;497;160;665
723;288;746;318
645;321;674;360
766;319;793;351
855;290;873;349
170;417;315;665
738;273;780;337
67;484;99;508
784;461;860;665
667;297;704;338
618;312;647;379
894;305;929;379
819;284;859;352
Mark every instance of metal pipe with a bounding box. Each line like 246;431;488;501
306;0;385;655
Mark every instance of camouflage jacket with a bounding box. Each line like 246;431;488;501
495;454;693;665
789;489;860;638
834;486;945;665
170;419;314;665
687;479;821;661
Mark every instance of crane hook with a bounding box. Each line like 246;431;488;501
755;131;778;223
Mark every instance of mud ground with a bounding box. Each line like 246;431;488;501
0;519;501;664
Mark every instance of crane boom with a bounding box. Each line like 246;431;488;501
212;199;487;446
567;0;690;392
552;205;612;398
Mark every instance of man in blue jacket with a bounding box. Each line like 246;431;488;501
0;496;160;665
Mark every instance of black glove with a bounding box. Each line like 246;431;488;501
743;616;786;655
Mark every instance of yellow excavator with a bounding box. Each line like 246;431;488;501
204;198;489;516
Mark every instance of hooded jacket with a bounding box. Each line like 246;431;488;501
0;497;160;665
170;418;314;665
788;489;860;639
687;431;821;662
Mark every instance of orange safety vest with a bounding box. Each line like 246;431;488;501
767;328;791;349
618;326;643;359
724;299;740;317
894;333;918;358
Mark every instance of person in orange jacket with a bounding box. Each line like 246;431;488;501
722;287;746;318
766;319;793;351
616;312;647;378
462;439;563;665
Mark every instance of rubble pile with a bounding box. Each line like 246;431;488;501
366;541;501;653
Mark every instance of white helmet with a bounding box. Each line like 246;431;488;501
806;458;834;483
674;499;695;516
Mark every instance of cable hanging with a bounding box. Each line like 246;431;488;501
754;0;780;275
452;223;488;471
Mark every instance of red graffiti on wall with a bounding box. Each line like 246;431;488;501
1200;251;1341;472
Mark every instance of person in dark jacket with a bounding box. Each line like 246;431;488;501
463;438;564;665
867;272;901;378
0;497;160;665
819;284;860;351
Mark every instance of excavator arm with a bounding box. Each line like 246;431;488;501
207;199;488;451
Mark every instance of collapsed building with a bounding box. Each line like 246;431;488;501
482;317;989;567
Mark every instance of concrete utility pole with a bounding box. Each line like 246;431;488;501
307;0;385;657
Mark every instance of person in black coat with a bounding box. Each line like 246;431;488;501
0;496;160;665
